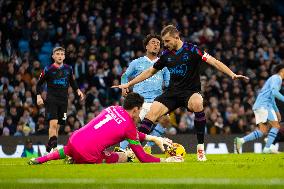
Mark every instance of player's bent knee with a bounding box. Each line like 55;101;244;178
190;102;203;112
258;124;268;134
146;102;168;121
188;94;203;112
269;121;280;129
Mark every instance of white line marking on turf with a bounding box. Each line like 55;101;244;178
0;178;281;185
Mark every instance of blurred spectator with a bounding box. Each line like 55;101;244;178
21;138;39;158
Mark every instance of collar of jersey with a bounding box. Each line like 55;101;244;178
175;42;186;55
144;56;159;63
52;63;64;69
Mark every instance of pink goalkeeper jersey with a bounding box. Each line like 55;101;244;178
69;106;160;163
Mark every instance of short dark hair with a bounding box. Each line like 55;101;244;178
123;92;144;110
273;64;284;74
161;25;179;37
143;34;162;50
53;46;65;54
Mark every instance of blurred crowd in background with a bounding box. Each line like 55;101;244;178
0;0;284;136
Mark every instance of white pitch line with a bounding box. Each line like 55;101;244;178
0;178;281;185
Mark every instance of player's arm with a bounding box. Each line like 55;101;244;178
271;76;284;121
128;141;182;163
121;61;136;96
127;140;160;163
126;126;181;163
271;78;284;102
36;67;48;105
69;67;84;100
112;66;158;92
137;131;172;151
202;52;249;81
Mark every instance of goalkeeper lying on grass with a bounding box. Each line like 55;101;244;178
29;93;183;165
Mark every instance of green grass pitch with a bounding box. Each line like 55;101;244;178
0;153;283;189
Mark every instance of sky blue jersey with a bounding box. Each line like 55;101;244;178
253;74;284;112
121;56;170;103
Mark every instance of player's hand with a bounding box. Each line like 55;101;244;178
161;156;184;163
121;88;128;97
37;95;44;106
231;74;249;82
276;112;281;122
77;89;85;101
111;83;130;94
152;136;173;152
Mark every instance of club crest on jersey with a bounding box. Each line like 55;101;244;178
168;64;187;76
167;57;174;62
182;53;189;61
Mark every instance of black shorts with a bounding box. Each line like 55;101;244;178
154;90;200;113
45;98;67;125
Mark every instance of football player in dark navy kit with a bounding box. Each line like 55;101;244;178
36;47;84;153
113;25;249;161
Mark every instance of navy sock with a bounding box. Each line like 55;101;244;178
194;111;206;144
46;136;58;152
138;118;155;134
273;131;283;145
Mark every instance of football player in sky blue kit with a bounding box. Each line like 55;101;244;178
235;64;284;154
119;34;170;151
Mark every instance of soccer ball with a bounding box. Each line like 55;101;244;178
165;143;186;158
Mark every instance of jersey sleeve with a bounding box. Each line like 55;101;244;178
36;67;48;95
137;131;146;142
153;55;166;70
121;60;136;84
189;44;208;62
125;123;141;145
129;144;160;163
271;76;282;91
271;76;284;103
125;124;160;163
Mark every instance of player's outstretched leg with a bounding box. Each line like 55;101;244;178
234;129;264;154
28;146;69;165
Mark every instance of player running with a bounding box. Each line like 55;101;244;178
113;25;249;161
118;34;170;151
235;64;284;154
28;93;183;164
36;47;84;153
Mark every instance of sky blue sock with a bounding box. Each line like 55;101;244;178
120;140;129;150
243;130;263;143
146;124;165;147
265;127;279;148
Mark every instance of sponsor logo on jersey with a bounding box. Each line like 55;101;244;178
168;64;188;76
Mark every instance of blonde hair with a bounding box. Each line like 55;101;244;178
161;25;179;37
